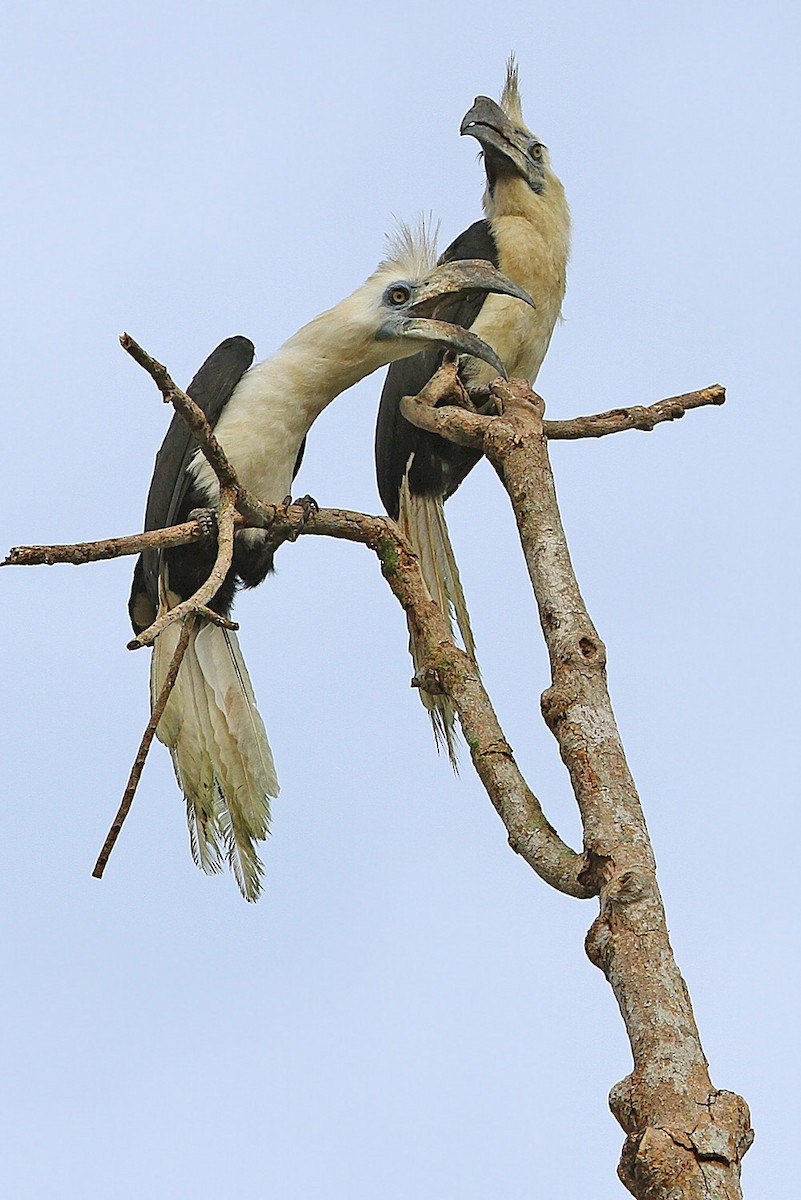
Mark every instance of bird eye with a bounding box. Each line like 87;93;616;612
528;140;543;160
386;284;412;306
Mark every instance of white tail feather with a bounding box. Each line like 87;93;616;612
176;647;226;873
193;625;277;898
398;476;478;768
151;618;278;900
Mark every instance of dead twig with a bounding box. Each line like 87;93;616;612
92;613;197;879
543;383;726;439
120;333;276;528
2;520;211;568
4;355;730;914
398;373;751;1198
453;381;727;443
126;487;237;650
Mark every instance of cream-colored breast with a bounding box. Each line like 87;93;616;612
468;213;568;387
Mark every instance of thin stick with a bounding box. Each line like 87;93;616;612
120;332;275;527
543;384;726;439
405;380;728;446
92;614;196;880
2;520;210;568
400;376;751;1194
127;488;237;650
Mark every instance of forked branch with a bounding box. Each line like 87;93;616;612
4;338;593;899
400;370;751;1200
92;614;197;879
4;344;749;1199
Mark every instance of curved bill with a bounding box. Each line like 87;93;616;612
380;316;509;379
408;258;535;317
460;96;543;192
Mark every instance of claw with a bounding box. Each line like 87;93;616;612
292;494;319;523
280;495;319;543
188;507;218;539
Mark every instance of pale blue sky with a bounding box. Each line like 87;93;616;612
2;2;798;1196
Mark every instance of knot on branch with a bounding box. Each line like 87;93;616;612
609;1072;639;1134
546;630;607;673
696;1091;755;1164
619;1120;752;1198
618;1125;701;1199
585;912;612;972
607;868;650;907
610;1079;753;1194
585;870;652;971
540;679;580;732
490;377;545;418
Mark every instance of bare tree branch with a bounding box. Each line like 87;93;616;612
399;372;752;1199
404;374;728;445
120;333;278;528
4;529;591;895
92;613;197;880
2;520;211;568
5;340;750;1197
321;513;596;899
6;335;591;898
543;384;726;439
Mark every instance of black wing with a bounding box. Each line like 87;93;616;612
374;220;498;518
128;336;255;632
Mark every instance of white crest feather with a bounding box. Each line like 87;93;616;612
380;215;441;280
500;53;524;122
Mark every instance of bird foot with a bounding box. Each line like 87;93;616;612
188;507;218;539
467;381;509;416
418;357;468;410
281;494;319;541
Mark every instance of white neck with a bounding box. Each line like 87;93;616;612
190;286;390;506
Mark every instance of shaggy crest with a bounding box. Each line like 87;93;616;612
500;53;524;122
379;216;441;281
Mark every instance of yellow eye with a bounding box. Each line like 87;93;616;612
528;140;543;160
386;284;411;306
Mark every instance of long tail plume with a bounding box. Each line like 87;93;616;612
398;475;477;768
151;618;278;900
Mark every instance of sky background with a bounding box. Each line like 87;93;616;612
1;2;798;1196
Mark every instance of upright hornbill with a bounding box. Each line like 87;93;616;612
375;63;571;762
129;226;534;899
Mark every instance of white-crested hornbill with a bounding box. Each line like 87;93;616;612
374;63;571;762
128;226;534;899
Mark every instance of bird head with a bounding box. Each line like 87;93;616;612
461;58;564;216
362;224;534;377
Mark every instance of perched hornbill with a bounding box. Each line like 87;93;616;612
375;63;570;761
129;225;534;899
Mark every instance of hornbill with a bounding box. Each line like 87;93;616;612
128;226;534;900
374;63;571;762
